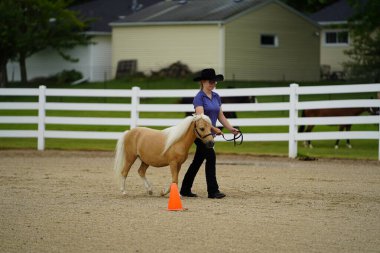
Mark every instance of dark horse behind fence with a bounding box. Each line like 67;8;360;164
179;94;256;129
298;107;379;149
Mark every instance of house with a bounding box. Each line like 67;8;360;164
110;0;321;81
7;0;321;83
6;0;158;83
310;0;360;79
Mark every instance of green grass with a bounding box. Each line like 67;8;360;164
1;137;377;161
297;140;378;160
1;78;378;160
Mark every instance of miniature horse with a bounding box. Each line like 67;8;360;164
113;114;214;196
298;107;377;149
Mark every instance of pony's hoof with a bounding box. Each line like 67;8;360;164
309;145;313;149
122;191;127;195
334;145;339;149
148;190;153;195
347;144;352;149
160;189;169;196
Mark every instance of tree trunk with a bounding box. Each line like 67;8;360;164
0;57;8;88
19;52;28;84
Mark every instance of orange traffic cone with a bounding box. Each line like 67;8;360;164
167;183;184;211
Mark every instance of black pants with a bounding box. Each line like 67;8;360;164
180;138;219;195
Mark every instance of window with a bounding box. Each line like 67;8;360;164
260;34;278;47
324;31;349;45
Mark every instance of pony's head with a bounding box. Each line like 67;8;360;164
193;114;214;148
162;114;215;154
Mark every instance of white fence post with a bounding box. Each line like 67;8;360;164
131;86;140;129
288;83;299;158
378;113;380;161
37;85;46;151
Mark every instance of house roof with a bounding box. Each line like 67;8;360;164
309;0;366;25
70;0;160;33
110;0;319;27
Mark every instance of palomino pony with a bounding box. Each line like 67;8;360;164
113;114;214;196
298;107;377;149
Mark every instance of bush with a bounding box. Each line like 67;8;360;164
30;69;83;86
150;61;193;79
56;69;83;84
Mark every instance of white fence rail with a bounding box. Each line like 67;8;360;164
1;84;380;159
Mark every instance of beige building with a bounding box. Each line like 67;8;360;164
310;0;355;79
111;0;321;82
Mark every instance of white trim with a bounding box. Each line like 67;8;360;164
85;31;111;36
110;21;222;27
219;23;225;76
89;42;94;81
319;21;347;26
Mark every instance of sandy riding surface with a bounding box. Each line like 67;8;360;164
0;150;379;253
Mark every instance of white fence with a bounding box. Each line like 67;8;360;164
1;84;379;159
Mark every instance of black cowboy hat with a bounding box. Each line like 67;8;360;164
193;68;224;82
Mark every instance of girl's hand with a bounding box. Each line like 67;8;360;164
230;127;240;135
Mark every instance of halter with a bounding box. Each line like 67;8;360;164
194;120;244;146
193;121;213;139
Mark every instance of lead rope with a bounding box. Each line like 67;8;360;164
220;130;243;146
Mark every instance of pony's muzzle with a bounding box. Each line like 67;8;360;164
205;140;215;149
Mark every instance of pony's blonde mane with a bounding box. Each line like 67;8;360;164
162;114;211;154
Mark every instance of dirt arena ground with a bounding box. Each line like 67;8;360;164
0;149;379;253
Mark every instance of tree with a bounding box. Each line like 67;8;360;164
0;0;92;86
0;0;22;86
344;0;380;82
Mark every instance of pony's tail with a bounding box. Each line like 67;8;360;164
113;131;126;178
298;110;305;133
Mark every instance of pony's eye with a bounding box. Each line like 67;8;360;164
200;128;205;131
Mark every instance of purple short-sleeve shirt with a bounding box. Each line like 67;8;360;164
193;90;221;127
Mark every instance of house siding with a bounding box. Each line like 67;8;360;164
224;3;320;81
112;25;220;77
6;35;112;82
320;29;352;72
90;35;112;81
